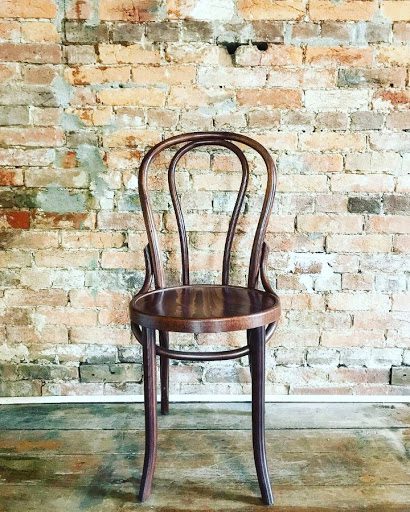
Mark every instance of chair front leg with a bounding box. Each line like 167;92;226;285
159;331;170;415
248;326;274;506
139;327;158;502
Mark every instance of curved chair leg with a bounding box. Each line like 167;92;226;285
139;327;157;502
248;326;274;506
159;331;170;415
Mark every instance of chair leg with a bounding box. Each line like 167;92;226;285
139;327;158;502
248;326;274;506
159;331;169;415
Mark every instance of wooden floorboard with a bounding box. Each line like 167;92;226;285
0;403;408;511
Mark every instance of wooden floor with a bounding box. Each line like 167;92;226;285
0;402;409;511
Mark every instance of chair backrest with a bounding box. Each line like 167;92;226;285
138;132;277;290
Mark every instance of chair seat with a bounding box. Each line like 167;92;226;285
129;285;280;333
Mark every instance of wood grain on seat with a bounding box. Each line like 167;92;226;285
130;285;281;333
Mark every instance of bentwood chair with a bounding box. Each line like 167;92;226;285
129;132;281;505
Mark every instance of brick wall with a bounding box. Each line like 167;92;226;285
0;0;409;397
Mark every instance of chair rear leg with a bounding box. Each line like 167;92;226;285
159;331;170;415
248;326;274;506
139;327;158;502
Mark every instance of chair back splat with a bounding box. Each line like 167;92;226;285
138;131;277;289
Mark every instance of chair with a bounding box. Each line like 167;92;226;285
129;132;281;505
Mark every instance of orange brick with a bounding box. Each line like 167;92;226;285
331;174;394;193
97;88;165;106
98;309;129;325
238;0;305;20
69;290;130;308
306;47;373;66
21;22;60;42
0;0;57;18
394;234;410;253
376;46;410;66
62;231;124;249
100;0;161;21
65;0;94;19
0;63;18;82
99;44;160;64
297;214;363;233
0;169;23;186
36;306;98;326
97;211;146;230
70;326;131;345
277;175;328;192
236;45;303;66
300;132;366;151
382;1;410;21
327;234;392;253
3;231;59;249
167;86;233;107
23;64;58;85
0;128;64;147
327;292;390;311
310;0;377;21
34;250;99;268
103;128;160;147
237;88;301;108
322;329;385;347
65;66;131;85
367;215;409;234
0;43;61;64
101;250;145;269
132;65;196;85
5;289;67;306
0;21;20;41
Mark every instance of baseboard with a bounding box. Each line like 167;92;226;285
0;394;409;405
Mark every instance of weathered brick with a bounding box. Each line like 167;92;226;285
350;111;384;130
305;89;368;111
386;112;410;130
347;197;381;214
111;22;144;42
64;21;109;43
338;67;406;88
146;22;180;41
80;363;141;383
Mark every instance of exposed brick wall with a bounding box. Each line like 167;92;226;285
0;0;409;397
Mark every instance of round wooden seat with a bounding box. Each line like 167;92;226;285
130;285;281;333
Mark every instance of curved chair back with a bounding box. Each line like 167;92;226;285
138;132;277;289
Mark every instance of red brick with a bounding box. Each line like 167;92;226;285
0;211;30;229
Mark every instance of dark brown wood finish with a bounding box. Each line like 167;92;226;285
129;132;281;505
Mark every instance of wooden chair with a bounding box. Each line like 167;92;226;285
129;132;281;505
